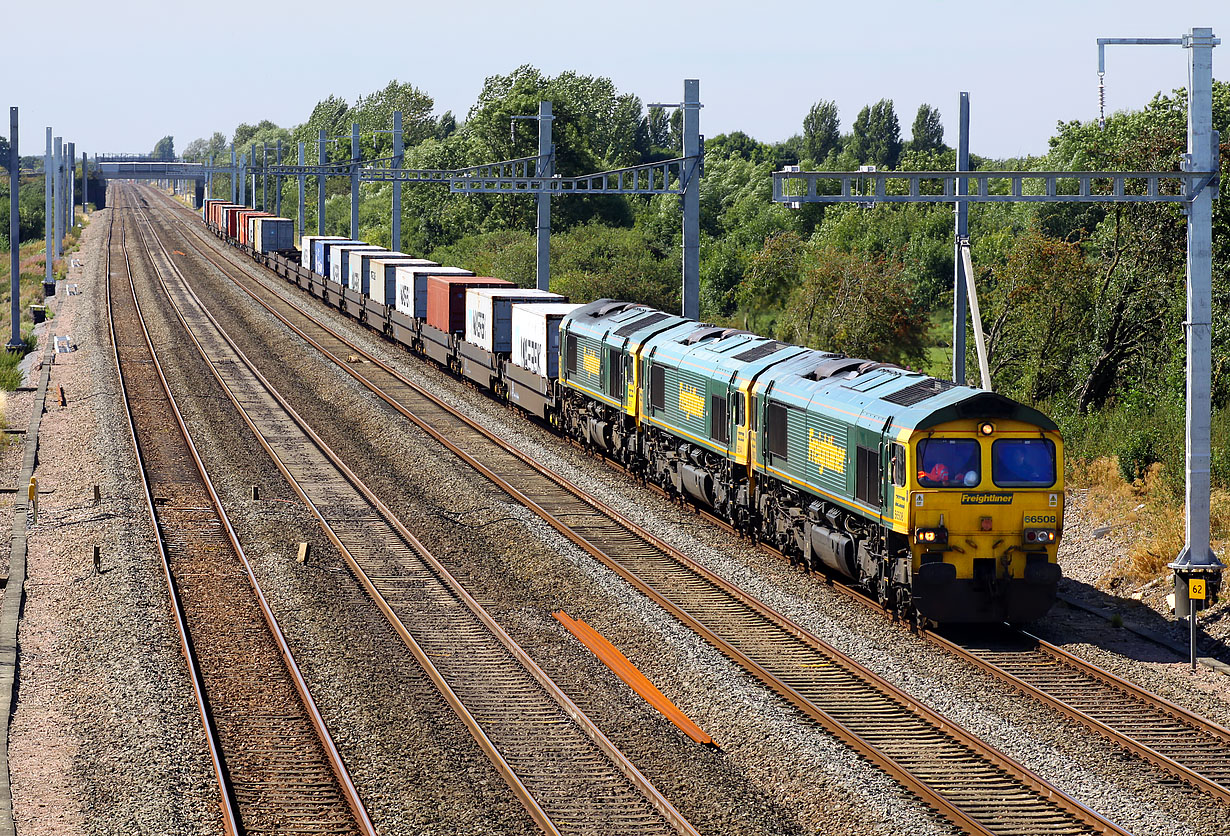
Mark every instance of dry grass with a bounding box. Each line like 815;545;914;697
1069;456;1230;582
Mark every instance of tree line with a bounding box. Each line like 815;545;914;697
174;68;1230;491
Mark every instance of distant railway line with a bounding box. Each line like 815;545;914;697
145;185;1138;836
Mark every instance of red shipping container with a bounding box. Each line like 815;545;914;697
426;275;512;334
225;206;251;239
237;210;271;245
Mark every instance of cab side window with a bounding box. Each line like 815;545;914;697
891;443;906;487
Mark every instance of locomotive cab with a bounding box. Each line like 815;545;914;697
905;418;1063;623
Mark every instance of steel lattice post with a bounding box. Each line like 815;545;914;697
537;101;552;292
392;110;402;254
350;122;359;239
953;93;970;385
52;136;62;260
8;108;20;350
1172;27;1224;615
681;80;700;320
275;139;282;218
317;129;326;236
298;141;305;243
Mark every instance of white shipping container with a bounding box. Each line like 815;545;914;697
301;236;345;271
393;265;474;317
331;246;382;286
348;249;391;292
465;289;565;354
369;257;436;306
511;303;582;379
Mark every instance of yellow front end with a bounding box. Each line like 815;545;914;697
904;419;1064;623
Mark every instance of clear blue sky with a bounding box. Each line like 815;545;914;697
3;0;1226;161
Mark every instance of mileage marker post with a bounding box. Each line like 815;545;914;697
1188;576;1208;671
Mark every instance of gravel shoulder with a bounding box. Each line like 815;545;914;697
7;208;221;836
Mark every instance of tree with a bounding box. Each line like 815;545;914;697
909;104;945;153
352;80;436;158
802;100;840;163
647;107;670;150
849;99;902;168
0;136;8;165
435;111;457;140
152;135;174;160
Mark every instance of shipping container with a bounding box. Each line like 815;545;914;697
252;217;295;253
350;250;410;294
301;236;346;272
426;276;513;334
211;202;241;230
223;206;251;239
511;303;582;379
331;245;383;287
317;240;364;280
243;213;272;247
465;288;566;354
393;265;475;318
369;257;436;306
238;210;270;245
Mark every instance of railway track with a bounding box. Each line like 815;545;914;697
127;188;698;836
148;192;1135;836
705;503;1230;807
108;186;375;835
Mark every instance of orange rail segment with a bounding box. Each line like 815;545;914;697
553;611;715;747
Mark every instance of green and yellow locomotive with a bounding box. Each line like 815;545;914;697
560;300;1062;624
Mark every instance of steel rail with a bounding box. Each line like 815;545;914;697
684;484;1230;806
151;196;1132;836
133;188;697;836
118;187;377;835
105;197;242;836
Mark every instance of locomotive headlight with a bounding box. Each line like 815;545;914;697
978;422;995;436
915;527;948;546
1024;528;1056;545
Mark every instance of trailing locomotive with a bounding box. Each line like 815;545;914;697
199;197;1063;624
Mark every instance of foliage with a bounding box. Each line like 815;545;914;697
849;99;902;168
802;100;840;163
151;135;174;160
738;232;928;365
909;104;945;153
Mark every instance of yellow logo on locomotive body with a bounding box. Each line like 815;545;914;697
808;429;845;476
961;493;1014;505
582;347;601;376
679;383;705;420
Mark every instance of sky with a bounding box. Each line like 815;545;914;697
2;0;1226;162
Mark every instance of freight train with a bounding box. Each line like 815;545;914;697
200;197;1064;624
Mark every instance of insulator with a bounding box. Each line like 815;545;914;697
1098;73;1106;130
